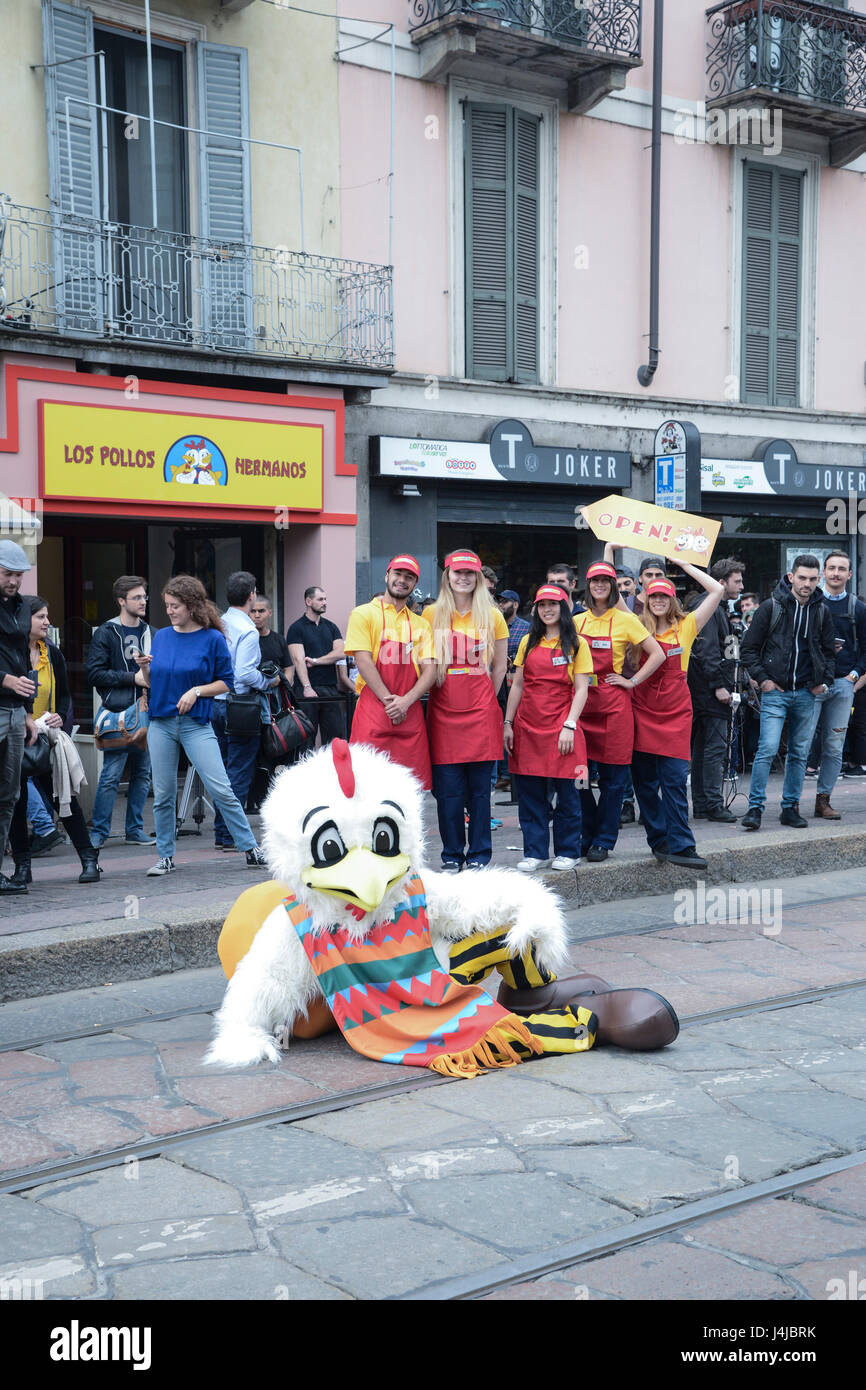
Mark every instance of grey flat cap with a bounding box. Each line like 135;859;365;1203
0;539;32;572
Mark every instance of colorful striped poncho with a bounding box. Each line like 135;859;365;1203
284;875;541;1078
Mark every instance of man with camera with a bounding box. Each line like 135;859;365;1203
686;557;745;823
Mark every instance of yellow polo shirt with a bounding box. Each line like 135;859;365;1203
344;599;433;692
514;634;594;683
652;613;698;673
420;606;508;668
575;608;650;674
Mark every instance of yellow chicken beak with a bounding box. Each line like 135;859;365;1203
301;847;411;915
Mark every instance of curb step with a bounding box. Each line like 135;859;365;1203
2;826;865;1002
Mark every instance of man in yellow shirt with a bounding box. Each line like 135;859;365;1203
344;555;436;789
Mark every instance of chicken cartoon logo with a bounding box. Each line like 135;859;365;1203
673;525;710;557
163;435;228;488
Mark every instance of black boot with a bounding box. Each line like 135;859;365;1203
10;858;32;887
77;847;102;884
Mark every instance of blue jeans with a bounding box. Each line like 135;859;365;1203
211;705;261;846
432;760;494;866
90;744;152;844
148;715;257;859
580;762;629;850
813;676;855;796
748;688;820;811
632;751;695;854
515;775;581;859
28;779;56;837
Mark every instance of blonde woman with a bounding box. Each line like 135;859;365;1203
422;550;507;870
622;557;724;868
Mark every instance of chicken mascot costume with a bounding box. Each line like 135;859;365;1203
205;740;678;1073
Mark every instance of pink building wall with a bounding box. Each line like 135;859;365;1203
338;0;866;414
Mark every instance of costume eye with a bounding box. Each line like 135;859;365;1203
372;817;400;857
311;821;347;868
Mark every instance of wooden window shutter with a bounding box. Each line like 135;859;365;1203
196;41;252;350
465;102;540;383
741;163;802;407
41;0;103;332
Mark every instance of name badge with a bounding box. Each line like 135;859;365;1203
591;639;612;650
667;646;683;657
405;641;413;654
551;656;568;667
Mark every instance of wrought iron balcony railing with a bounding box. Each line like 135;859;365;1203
0;197;394;371
707;0;866;115
409;0;641;58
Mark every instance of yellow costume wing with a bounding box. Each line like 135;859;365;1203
217;882;337;1039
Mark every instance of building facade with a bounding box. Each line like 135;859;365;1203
0;0;392;752
336;0;866;603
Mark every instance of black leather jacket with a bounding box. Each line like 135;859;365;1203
86;618;156;713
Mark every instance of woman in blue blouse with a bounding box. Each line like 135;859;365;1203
137;575;266;877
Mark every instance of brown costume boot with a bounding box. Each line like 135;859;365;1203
814;794;841;820
498;973;612;1015
569;989;679;1051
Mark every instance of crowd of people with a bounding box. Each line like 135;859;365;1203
341;545;866;874
2;533;864;893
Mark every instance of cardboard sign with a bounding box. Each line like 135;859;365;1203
579;495;720;568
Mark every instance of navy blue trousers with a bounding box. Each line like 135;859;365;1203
580;763;629;851
632;750;695;854
515;774;582;859
432;760;494;866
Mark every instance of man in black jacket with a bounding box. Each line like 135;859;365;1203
739;556;836;830
687;557;745;823
0;541;40;893
86;575;156;847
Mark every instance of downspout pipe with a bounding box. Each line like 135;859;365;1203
638;0;663;388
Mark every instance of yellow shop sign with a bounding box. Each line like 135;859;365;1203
40;402;324;511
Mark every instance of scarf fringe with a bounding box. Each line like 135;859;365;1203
428;1015;543;1079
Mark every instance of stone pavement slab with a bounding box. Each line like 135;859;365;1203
29;1156;243;1224
111;1251;350;1301
94;1212;257;1267
539;1242;792;1301
523;1144;735;1215
619;1114;839;1184
0;1192;85;1264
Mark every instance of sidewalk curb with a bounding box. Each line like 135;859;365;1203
2;827;864;1002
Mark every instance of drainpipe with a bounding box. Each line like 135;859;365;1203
637;0;663;388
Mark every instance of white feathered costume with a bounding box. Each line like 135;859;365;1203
205;740;570;1069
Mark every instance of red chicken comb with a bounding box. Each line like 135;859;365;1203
331;739;355;798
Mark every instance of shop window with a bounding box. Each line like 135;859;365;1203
41;0;251;348
464;102;540;384
741;162;803;408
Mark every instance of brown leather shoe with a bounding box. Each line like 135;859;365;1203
569;989;679;1051
497;972;612;1015
814;794;841;820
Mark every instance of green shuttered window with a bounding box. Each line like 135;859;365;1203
741;163;803;407
465;102;540;384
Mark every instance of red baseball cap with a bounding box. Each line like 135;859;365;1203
586;562;618;582
645;578;676;597
444;549;482;572
387;554;420;578
534;585;569;605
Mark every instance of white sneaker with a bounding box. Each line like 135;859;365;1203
147;856;175;877
517;857;550;873
551;856;578;871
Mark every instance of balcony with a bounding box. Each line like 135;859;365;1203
706;1;866;166
0;197;394;373
407;0;642;113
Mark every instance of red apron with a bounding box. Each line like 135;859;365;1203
576;613;634;766
632;630;692;761
426;625;503;765
350;602;432;790
511;642;588;779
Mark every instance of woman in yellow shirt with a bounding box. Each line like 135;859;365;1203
7;596;101;887
621;558;724;868
504;585;593;872
422;549;507;870
576;562;664;862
